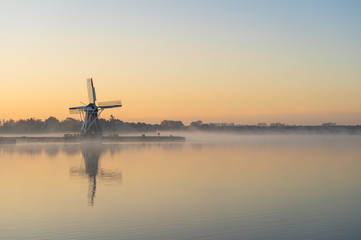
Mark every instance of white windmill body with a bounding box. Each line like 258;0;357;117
69;78;122;136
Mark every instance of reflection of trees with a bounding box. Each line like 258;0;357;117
44;146;60;157
0;143;184;157
0;145;74;156
1;143;185;206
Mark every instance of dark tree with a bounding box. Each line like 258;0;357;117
160;120;185;130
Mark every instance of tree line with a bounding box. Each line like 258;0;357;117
0;116;360;134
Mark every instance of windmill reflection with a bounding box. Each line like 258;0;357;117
70;144;122;206
82;146;99;206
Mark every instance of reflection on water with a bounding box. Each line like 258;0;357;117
69;144;122;206
1;135;361;240
82;146;100;206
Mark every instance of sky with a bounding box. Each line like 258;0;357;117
1;0;360;125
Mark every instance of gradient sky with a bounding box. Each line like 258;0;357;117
1;0;360;124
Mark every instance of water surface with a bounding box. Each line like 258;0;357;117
0;135;360;239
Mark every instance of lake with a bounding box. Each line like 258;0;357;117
1;134;361;240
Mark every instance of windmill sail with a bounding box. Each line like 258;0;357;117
69;109;80;114
69;106;87;114
98;100;122;109
87;78;96;104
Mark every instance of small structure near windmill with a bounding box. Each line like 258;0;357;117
69;78;122;136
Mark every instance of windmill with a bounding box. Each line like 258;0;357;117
69;78;122;136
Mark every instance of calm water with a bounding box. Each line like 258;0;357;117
1;134;361;240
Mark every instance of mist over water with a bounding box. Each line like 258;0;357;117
1;134;361;240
